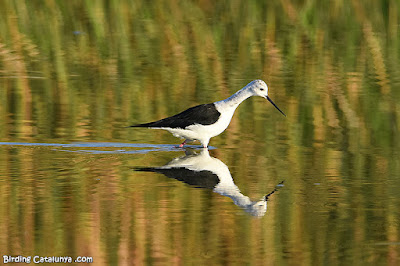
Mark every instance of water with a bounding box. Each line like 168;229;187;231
1;138;398;265
1;1;400;265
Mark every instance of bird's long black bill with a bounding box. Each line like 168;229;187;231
266;96;286;117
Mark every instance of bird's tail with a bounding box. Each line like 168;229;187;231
127;120;164;128
127;123;153;128
133;167;159;172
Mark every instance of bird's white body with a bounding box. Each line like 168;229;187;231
132;79;285;148
161;105;236;148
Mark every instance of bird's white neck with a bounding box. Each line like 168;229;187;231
215;87;253;110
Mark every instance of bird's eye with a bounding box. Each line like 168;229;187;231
260;88;264;91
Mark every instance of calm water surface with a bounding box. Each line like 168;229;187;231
1;1;400;265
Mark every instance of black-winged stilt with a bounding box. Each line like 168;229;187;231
130;80;286;148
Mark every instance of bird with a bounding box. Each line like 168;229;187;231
135;148;284;217
130;79;286;148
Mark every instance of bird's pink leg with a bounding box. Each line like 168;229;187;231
178;140;187;148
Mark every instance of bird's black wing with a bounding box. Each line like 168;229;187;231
130;103;220;129
135;167;220;189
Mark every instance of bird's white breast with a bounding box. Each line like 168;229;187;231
162;105;235;143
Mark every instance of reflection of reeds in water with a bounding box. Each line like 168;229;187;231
0;1;395;153
0;2;399;265
5;9;400;135
0;1;397;147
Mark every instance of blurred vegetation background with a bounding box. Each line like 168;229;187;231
0;0;399;265
0;0;398;147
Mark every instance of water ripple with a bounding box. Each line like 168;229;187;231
0;142;214;154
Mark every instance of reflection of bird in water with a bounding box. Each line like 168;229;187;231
134;149;284;217
130;80;285;148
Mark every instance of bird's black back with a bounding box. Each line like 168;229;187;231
130;103;221;129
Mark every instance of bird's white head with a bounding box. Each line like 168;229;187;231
247;79;286;116
248;79;269;98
